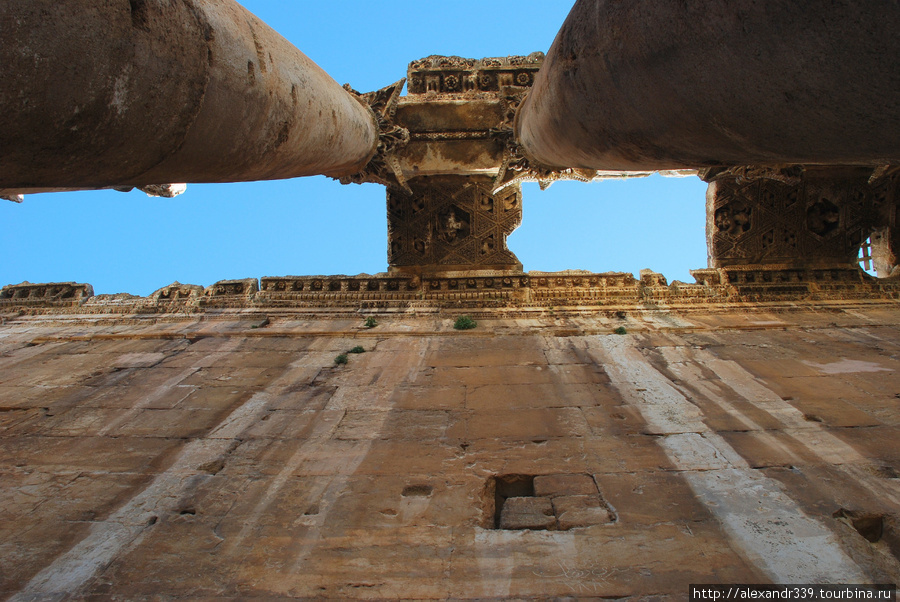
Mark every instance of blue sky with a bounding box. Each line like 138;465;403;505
1;1;708;296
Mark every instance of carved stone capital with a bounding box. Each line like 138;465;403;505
699;165;805;185
406;53;544;96
339;79;411;192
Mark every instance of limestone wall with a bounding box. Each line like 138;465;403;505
2;303;900;598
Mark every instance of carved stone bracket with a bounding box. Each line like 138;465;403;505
406;54;545;96
339;79;411;192
203;279;259;298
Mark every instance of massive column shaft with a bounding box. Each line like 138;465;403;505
0;0;378;189
516;0;900;171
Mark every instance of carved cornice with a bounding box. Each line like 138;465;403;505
0;281;93;305
151;282;204;303
8;267;898;314
407;54;544;95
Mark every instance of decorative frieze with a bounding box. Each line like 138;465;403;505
204;279;259;297
151;282;203;303
4;268;900;313
0;282;93;305
387;176;522;275
406;54;544;96
704;166;891;269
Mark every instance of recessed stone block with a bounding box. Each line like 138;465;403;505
499;496;555;530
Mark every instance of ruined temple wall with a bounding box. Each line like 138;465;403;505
2;304;900;598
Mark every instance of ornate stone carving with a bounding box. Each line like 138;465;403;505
0;281;93;304
339;79;410;192
407;54;544;96
337;54;709;278
490;87;600;193
8;266;900;314
868;167;900;277
706;167;884;269
700;165;804;185
203;279;259;298
151;282;203;303
387;176;522;275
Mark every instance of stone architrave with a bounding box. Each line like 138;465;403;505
387;176;522;276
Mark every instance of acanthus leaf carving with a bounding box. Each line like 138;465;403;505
338;79;411;193
700;165;805;185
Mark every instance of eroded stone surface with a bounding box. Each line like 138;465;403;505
499;497;555;530
2;303;900;598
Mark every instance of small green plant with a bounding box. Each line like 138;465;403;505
614;326;628;335
334;353;348;365
348;346;366;354
454;316;477;330
364;317;378;328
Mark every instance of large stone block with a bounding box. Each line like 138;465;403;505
499;496;555;530
533;473;598;497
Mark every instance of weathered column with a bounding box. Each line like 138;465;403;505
0;0;378;189
516;0;900;170
703;167;900;272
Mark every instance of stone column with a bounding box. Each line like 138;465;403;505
387;176;523;277
703;167;900;272
515;0;900;170
0;0;378;190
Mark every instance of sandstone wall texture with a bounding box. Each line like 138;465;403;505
2;303;900;598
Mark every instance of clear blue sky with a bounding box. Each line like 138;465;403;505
1;1;708;296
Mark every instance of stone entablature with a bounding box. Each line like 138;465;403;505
5;268;900;314
406;54;545;96
703;165;900;273
0;282;93;306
